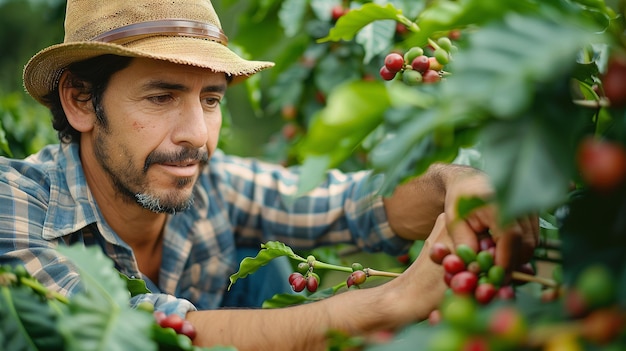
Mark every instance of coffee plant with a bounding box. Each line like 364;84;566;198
227;0;626;349
0;245;233;351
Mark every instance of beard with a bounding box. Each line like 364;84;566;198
92;111;209;214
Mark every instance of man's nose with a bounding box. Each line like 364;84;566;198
171;101;210;148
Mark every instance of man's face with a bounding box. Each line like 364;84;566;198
89;58;227;213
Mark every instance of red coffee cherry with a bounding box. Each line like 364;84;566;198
411;55;430;73
180;320;197;340
577;137;626;192
384;52;405;73
429;242;452;264
450;271;478;295
379;66;397;81
289;272;303;285
496;285;516;300
331;5;347;21
475;283;497;305
423;69;441;83
602;54;626;107
291;275;307;292
442;254;466;275
488;306;527;345
306;276;319;293
160;313;185;333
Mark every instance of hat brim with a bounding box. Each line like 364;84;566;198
23;36;274;106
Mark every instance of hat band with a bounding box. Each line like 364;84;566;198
91;19;228;45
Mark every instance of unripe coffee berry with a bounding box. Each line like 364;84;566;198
347;270;367;287
428;57;444;71
434;48;450;65
455;244;477;265
437;37;452;51
297;262;309;274
351;262;364;272
404;47;424;65
402;69;423;86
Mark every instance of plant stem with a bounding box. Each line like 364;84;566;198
312;260;353;273
20;277;69;304
397;15;419;32
427;38;440;51
511;271;558;288
353;269;559;288
364;268;401;278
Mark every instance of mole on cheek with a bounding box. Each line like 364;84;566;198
132;121;145;131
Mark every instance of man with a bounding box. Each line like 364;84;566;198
0;0;538;349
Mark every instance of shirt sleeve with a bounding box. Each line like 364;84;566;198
0;162;82;297
208;150;412;255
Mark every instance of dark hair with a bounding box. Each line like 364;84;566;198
42;55;134;143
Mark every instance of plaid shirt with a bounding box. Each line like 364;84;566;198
0;143;410;311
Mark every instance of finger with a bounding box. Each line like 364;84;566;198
516;215;540;263
447;204;497;252
493;222;525;272
428;213;454;247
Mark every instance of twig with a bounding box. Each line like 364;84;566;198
364;268;401;278
361;269;558;289
511;271;558;288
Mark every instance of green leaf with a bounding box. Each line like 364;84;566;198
278;0;308;37
119;273;151;297
295;80;390;193
56;245;156;351
456;196;489;220
297;80;390;163
313;51;363;95
268;63;311;113
310;0;340;22
228;241;304;289
368;105;474;180
296;154;332;196
0;120;12;157
0;285;65;351
442;13;600;119
319;3;403;42
416;0;465;31
57;245;130;305
355;19;396;63
479;114;573;223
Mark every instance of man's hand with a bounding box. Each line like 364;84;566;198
384;162;539;273
443;171;539;272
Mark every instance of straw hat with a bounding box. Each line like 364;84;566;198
23;0;274;106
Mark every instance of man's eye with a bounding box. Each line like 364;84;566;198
204;97;221;108
148;95;172;104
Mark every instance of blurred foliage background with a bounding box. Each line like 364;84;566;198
0;0;291;159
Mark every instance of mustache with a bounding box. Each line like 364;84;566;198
143;148;210;173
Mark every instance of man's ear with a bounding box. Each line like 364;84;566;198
58;70;96;133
